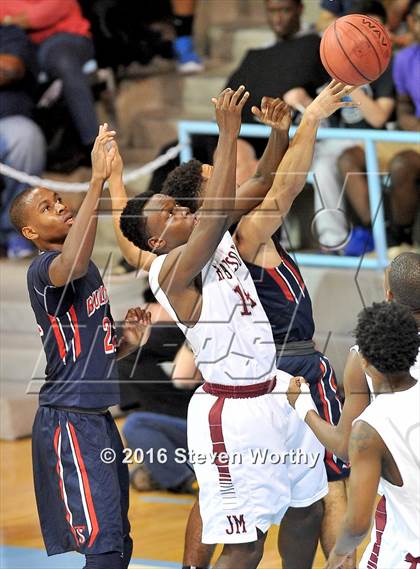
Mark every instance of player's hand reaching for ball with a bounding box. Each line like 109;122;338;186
305;80;357;122
211;86;249;138
91;123;117;182
121;307;152;348
251;97;292;131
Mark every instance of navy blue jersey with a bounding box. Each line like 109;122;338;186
246;243;315;344
27;251;120;408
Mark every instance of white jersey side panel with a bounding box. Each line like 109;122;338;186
356;381;420;557
149;232;277;385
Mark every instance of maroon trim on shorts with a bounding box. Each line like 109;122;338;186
203;378;276;398
367;495;387;569
208;397;237;505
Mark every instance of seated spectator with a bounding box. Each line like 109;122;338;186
388;0;420;248
171;0;203;74
0;24;45;258
119;288;201;493
226;0;328;127
0;0;99;169
316;0;352;32
312;0;396;255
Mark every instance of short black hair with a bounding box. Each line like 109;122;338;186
347;0;387;21
9;187;36;233
355;301;420;374
162;159;203;213
120;189;156;252
389;252;420;311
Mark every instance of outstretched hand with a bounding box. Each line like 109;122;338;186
251;97;292;131
305;80;357;121
121;307;152;348
91;123;117;182
211;85;250;137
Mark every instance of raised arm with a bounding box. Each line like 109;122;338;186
108;143;156;272
287;349;371;462
159;86;248;294
324;421;383;569
48;125;115;287
235;81;356;255
230;98;291;222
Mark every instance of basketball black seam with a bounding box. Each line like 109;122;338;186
323;21;351;84
333;19;373;83
345;19;383;77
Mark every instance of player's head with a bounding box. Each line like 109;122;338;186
162;159;208;213
265;0;303;40
355;301;420;380
347;0;387;23
384;252;420;313
120;190;197;254
9;187;74;249
408;0;420;42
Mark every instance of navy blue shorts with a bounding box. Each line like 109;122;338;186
32;406;132;558
277;351;350;482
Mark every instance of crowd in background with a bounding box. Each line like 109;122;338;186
1;0;419;493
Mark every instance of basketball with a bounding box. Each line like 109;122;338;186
320;14;392;86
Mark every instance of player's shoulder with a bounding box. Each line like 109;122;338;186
27;250;60;280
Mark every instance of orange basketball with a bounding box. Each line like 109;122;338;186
320;14;392;86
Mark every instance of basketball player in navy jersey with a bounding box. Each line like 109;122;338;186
9;125;151;569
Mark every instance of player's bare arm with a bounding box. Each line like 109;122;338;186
108;141;157;272
324;420;383;569
235;81;356;264
287;349;370;462
47;124;116;287
229;97;291;221
116;307;152;361
158;86;248;324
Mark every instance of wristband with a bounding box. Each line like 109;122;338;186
294;383;319;421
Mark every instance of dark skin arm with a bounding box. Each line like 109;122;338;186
324;420;383;569
287;349;370;463
236;81;357;261
230;98;291;222
396;94;420;131
159;86;248;320
48;124;116;287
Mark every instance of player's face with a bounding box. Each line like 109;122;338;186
144;194;197;253
408;4;420;43
265;0;302;39
22;188;74;244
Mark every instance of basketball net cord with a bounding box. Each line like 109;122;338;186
0;143;183;192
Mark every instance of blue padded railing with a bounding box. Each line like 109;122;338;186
178;121;419;270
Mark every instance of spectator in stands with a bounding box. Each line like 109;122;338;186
0;0;99;168
120;288;201;493
226;0;329;125
388;0;420;248
316;0;352;32
317;0;414;47
172;0;203;74
0;25;45;258
311;0;396;255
